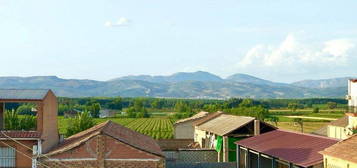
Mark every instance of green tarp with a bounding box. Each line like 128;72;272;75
215;136;223;152
215;136;245;161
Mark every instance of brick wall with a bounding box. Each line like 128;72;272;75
0;140;37;168
39;134;165;168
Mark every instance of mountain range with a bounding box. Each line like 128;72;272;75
0;71;352;98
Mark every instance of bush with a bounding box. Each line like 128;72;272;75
66;111;95;137
4;110;36;130
313;107;319;113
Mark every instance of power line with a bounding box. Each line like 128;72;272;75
0;140;51;168
0;131;71;168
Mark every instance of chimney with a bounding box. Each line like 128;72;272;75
254;120;260;136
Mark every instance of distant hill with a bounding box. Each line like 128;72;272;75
0;72;350;98
291;77;352;89
112;71;223;83
226;73;286;86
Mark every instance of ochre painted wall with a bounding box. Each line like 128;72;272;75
323;155;357;168
327;126;349;140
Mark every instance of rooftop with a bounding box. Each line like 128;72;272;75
0;131;41;139
196;114;255;136
174;111;209;125
0;89;50;101
44;120;163;157
192;111;223;126
320;134;357;164
236;130;339;167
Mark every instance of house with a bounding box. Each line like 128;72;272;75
173;111;209;139
0;89;59;168
236;130;339;168
347;79;357;112
312;79;357;140
40;120;165;168
99;109;117;118
64;109;80;118
320;134;357;168
313;116;349;139
194;113;276;162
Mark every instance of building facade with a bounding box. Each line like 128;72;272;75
0;89;59;168
40;121;165;168
320;135;357;168
174;111;209;139
236;130;339;168
347;79;357;110
194;114;276;162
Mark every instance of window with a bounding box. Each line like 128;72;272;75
0;147;16;168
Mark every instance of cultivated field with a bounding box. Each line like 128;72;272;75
59;117;176;139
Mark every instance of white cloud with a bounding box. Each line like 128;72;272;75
239;33;356;68
105;17;130;27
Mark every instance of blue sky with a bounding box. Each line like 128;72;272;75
1;0;357;82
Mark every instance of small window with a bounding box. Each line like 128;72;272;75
0;147;16;168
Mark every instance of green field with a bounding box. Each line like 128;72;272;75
59;117;176;139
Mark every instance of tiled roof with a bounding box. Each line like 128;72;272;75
236;130;339;167
0;131;41;139
0;89;50;101
329;116;349;127
45;121;164;157
312;116;348;137
311;125;328;137
156;139;196;151
320;134;357;163
196;114;255;136
192;111;223;126
174;111;209;125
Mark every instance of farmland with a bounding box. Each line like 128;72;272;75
59;117;176;139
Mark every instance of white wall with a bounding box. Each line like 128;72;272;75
348;80;357;107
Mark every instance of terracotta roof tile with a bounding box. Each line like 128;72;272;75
320;134;357;164
329;116;349;127
236;130;339;167
45;121;163;157
0;131;41;139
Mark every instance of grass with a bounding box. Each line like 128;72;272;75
270;122;328;134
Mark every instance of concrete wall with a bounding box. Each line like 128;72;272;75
174;121;195;139
323;155;357;168
0;140;37;168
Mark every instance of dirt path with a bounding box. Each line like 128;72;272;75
285;116;337;121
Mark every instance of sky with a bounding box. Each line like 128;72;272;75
1;0;357;83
